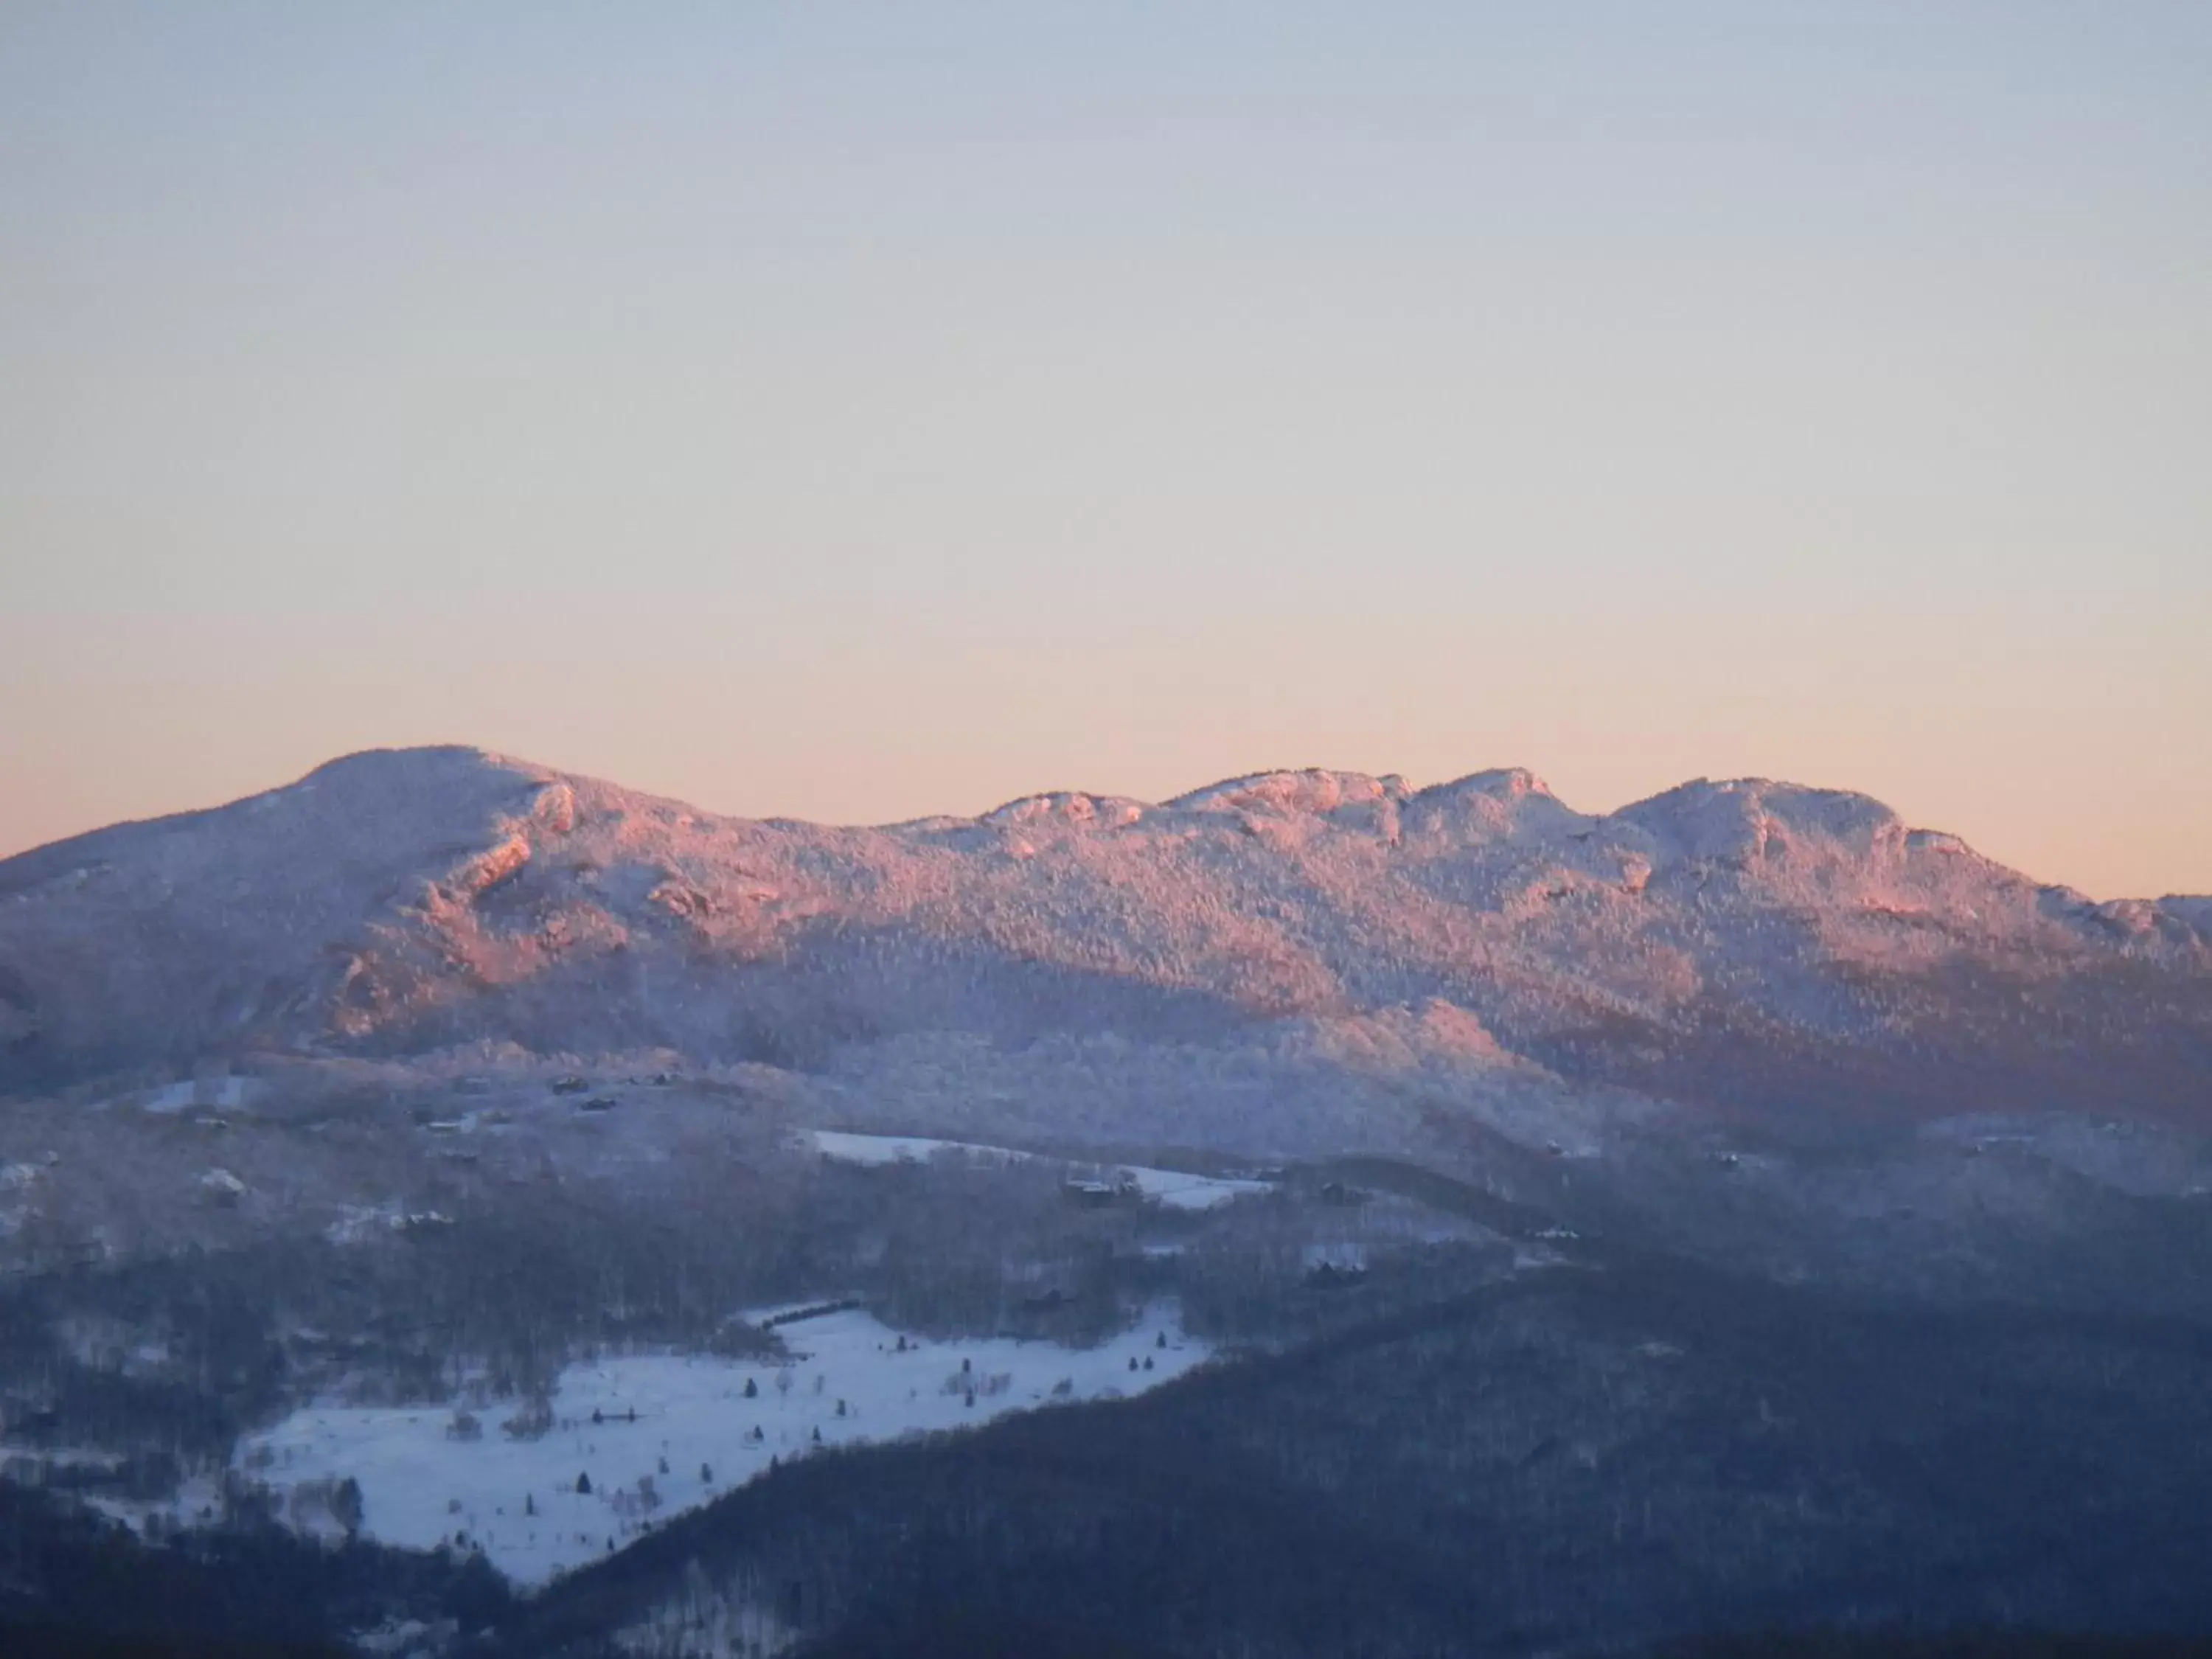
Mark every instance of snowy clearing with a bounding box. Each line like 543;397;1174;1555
236;1303;1211;1587
807;1129;1269;1211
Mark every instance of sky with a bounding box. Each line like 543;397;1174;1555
3;2;2207;898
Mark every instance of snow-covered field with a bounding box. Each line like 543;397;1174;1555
138;1075;262;1114
237;1304;1211;1587
809;1129;1270;1211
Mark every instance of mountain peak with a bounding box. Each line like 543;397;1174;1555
1614;777;1905;863
1166;769;1409;816
1441;766;1554;799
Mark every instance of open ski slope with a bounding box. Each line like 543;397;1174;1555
236;1303;1212;1587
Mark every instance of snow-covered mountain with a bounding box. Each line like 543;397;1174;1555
6;750;2212;1659
2;746;2206;1144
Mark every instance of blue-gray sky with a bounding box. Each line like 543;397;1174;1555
4;2;2208;894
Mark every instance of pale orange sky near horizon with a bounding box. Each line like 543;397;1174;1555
4;4;2208;898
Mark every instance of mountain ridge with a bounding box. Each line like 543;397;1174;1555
2;745;2205;1145
13;743;2199;903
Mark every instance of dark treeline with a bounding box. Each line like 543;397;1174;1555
484;1248;2212;1658
787;1628;2212;1659
1638;1637;2212;1659
0;1634;346;1659
0;1479;507;1656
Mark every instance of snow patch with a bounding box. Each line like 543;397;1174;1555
198;1168;246;1202
326;1203;456;1247
808;1130;1268;1211
236;1304;1211;1587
